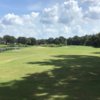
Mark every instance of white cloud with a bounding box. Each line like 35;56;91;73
58;0;83;24
1;12;39;26
64;26;70;33
86;5;100;19
31;12;39;17
0;12;40;37
40;5;58;24
89;6;100;13
80;0;100;19
1;13;23;25
81;0;100;5
0;0;100;38
22;12;39;24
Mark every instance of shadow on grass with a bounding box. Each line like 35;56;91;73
92;52;100;54
0;55;100;100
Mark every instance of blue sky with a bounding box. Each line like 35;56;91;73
0;0;61;15
0;0;100;38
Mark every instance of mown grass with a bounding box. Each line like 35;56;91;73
0;44;8;48
0;46;100;100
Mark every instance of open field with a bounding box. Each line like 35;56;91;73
0;46;100;100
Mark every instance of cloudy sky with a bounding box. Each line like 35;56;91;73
0;0;100;38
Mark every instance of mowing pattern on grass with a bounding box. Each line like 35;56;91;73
0;46;100;100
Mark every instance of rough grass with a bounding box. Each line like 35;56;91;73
0;46;100;100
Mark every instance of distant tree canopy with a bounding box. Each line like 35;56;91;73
17;37;27;44
3;35;16;44
27;38;36;45
0;32;100;47
67;33;100;47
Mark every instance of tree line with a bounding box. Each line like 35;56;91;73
0;35;67;46
0;32;100;47
67;33;100;47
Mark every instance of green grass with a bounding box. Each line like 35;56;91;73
0;44;8;48
0;46;100;100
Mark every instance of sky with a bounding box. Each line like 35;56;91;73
0;0;100;39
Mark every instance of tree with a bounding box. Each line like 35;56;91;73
47;38;54;44
59;36;67;45
3;35;16;44
72;36;81;45
37;39;47;45
54;38;61;45
67;38;73;45
0;37;3;44
17;37;27;44
27;38;36;45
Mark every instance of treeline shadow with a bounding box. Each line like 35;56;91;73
0;55;100;100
